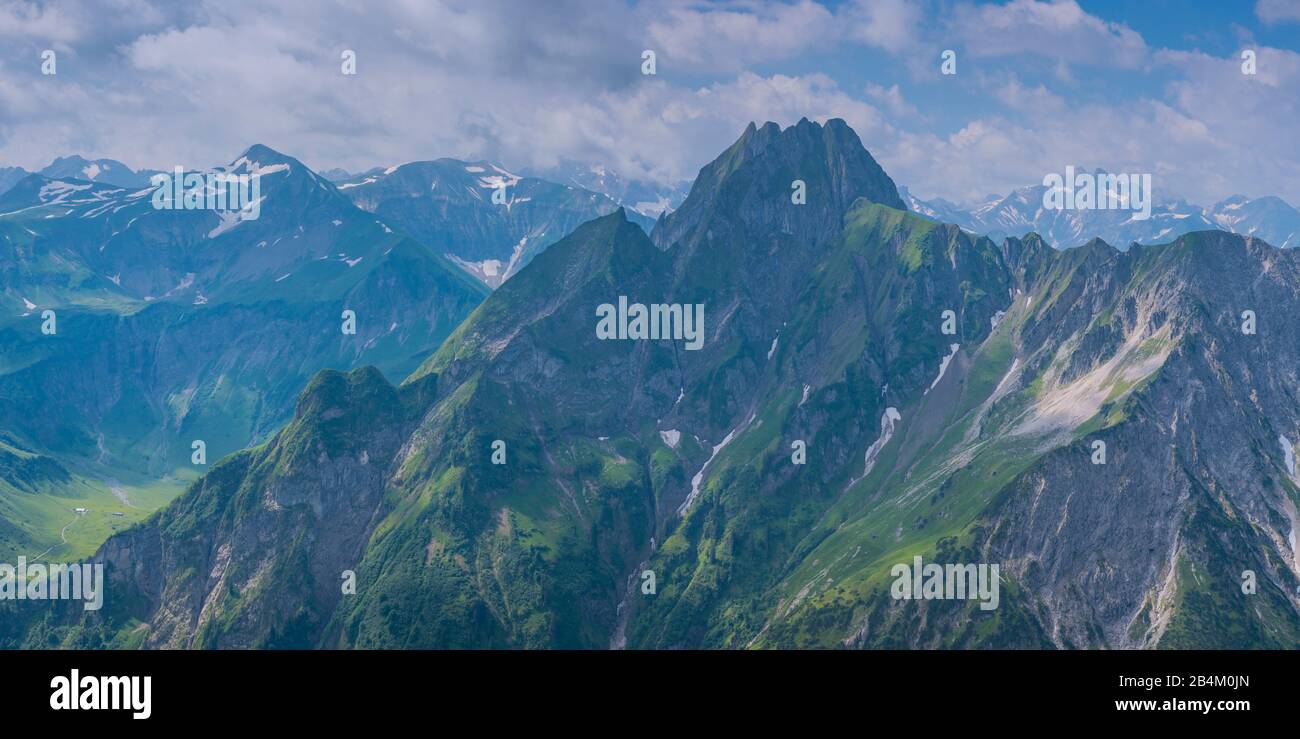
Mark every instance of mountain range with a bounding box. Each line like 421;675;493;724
4;118;1297;650
531;159;690;219
333;159;654;287
0;156;161;194
0;144;677;566
904;181;1300;250
0;145;489;562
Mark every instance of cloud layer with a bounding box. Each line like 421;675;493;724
0;0;1297;207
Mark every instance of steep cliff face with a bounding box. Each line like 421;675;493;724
12;367;408;648
630;202;1018;648
973;233;1300;649
763;231;1300;649
8;120;1299;650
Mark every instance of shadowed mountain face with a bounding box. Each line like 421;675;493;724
6;119;1299;650
0;168;26;197
652;117;907;253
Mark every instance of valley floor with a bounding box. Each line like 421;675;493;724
0;468;191;563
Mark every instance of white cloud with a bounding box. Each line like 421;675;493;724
646;0;836;72
0;0;896;192
986;74;1066;114
887;47;1300;208
0;1;83;43
1257;0;1300;24
864;82;918;118
949;0;1147;68
842;0;923;54
527;72;893;185
0;0;1296;214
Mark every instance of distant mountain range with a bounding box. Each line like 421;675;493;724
2;156;667;289
326;159;689;220
18;154;1294;258
531;159;690;218
903;181;1300;250
0;156;161;194
333;159;654;287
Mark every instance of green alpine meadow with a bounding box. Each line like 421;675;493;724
4;119;1297;649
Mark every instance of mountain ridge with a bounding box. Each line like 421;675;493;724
5;120;1298;650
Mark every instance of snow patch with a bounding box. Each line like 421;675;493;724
478;173;522;191
38;180;92;204
679;421;747;516
337;177;376;190
207;209;244;238
237;159;289;177
659;429;681;449
205;192;265;238
1281;435;1297;479
925;344;960;395
160;272;195;298
633;196;672;217
860;408;901;480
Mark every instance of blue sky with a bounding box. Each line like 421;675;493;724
1;0;1298;207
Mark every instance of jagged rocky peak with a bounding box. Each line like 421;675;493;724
651;117;906;251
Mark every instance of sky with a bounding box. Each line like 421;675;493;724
0;0;1298;208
